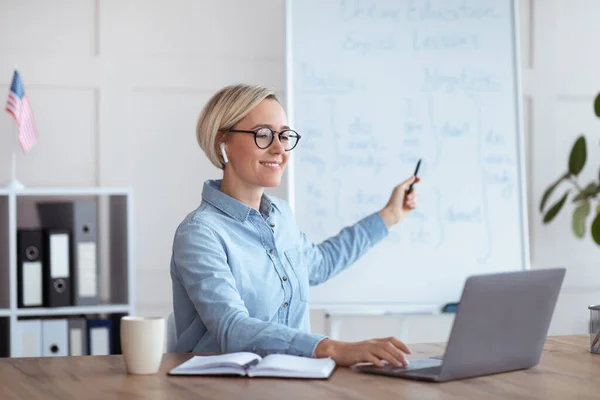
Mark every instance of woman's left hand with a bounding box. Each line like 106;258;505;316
378;175;420;228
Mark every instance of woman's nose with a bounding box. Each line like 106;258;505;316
269;134;285;153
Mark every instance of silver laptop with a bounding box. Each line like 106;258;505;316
353;268;566;382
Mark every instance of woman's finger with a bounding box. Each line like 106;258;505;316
398;177;416;193
389;337;412;354
371;346;404;367
401;175;417;187
404;176;420;188
384;341;409;366
366;354;384;368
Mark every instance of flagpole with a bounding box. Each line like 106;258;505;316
7;124;25;190
5;65;27;190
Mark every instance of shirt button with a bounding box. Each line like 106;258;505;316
283;302;289;308
269;249;275;255
282;276;288;281
270;223;275;228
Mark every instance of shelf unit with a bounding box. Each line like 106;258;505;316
0;186;135;357
15;304;131;317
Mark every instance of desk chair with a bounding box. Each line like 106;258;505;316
166;312;177;353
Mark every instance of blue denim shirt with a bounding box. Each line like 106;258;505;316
170;179;389;357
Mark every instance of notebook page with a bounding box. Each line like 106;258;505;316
170;352;261;374
248;354;336;378
169;366;247;376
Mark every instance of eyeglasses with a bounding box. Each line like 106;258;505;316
228;127;301;151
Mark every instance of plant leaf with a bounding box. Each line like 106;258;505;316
543;190;570;224
594;92;600;118
540;175;567;212
568;136;587;176
572;182;600;202
592;212;600;246
572;202;591;238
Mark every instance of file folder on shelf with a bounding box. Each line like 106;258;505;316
14;318;85;357
68;318;87;356
43;229;72;307
87;319;112;355
109;313;127;354
42;319;68;357
0;319;9;357
17;229;44;308
14;320;42;358
37;200;100;306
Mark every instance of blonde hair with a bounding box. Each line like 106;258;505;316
196;84;279;169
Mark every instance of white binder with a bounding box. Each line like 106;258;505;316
14;320;42;358
42;319;68;357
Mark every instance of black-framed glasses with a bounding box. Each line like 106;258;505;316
228;127;301;151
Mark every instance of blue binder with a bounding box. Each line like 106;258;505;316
87;319;112;355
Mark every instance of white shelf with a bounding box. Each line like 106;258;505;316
16;304;131;317
5;187;131;196
1;187;135;357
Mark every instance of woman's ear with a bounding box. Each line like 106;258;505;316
220;142;229;163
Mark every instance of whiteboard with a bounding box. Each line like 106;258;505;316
286;0;530;309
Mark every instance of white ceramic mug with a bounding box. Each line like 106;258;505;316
120;316;165;375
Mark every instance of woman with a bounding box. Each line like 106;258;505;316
170;84;419;368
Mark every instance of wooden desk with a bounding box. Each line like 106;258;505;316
0;335;598;400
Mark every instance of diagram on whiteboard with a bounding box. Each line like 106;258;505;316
289;0;528;306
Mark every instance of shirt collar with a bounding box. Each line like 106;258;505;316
202;179;279;221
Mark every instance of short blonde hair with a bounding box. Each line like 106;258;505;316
196;84;279;169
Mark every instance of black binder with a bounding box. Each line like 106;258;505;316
109;313;128;354
17;229;45;308
37;200;99;306
43;229;72;307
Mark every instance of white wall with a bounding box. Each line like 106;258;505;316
1;0;599;343
0;0;287;319
523;0;600;337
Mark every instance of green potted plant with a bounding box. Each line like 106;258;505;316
539;93;600;246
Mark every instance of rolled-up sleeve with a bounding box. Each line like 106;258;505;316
172;220;327;357
301;212;389;286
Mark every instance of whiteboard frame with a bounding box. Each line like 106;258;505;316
285;0;296;214
510;0;532;272
284;0;531;310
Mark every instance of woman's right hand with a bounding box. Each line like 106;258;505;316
314;337;412;368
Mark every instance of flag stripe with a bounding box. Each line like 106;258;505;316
5;104;16;115
4;71;37;152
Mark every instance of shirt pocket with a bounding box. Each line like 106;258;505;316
284;247;309;302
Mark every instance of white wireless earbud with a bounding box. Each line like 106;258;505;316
220;142;229;163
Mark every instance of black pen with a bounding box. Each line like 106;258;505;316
242;359;260;370
406;158;421;194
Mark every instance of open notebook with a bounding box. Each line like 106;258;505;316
168;352;336;379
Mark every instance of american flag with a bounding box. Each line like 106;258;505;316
5;70;38;153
